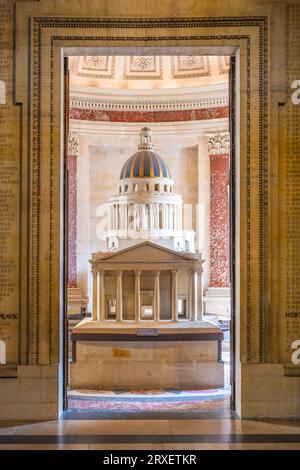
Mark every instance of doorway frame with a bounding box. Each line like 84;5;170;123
14;15;269;418
64;50;234;412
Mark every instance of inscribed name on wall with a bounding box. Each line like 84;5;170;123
0;106;20;364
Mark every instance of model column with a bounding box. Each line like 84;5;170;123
197;269;203;321
92;269;105;321
154;270;160;321
98;270;106;322
171;269;178;321
135;270;141;321
92;269;98;321
149;204;153;230
116;271;123;321
189;269;198;321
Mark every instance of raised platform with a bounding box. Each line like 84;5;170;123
70;320;224;390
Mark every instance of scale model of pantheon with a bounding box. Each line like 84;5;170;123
70;128;224;390
91;127;202;323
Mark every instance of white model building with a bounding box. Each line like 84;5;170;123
90;127;202;323
70;128;224;390
106;127;195;253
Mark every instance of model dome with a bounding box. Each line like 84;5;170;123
120;127;171;179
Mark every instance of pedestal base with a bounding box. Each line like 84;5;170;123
70;320;224;390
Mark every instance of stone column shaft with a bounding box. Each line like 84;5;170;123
209;152;230;287
67;152;78;288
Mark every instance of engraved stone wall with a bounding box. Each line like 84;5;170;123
285;3;300;363
0;107;20;365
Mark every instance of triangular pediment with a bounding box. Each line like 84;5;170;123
96;241;197;264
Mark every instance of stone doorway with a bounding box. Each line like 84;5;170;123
63;50;234;417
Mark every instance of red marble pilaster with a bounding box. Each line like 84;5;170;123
67;135;79;288
209;153;230;287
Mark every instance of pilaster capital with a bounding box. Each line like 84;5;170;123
135;270;142;277
68;133;79;156
188;268;197;275
116;270;123;277
206;133;230;155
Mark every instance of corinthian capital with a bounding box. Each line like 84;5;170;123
207;133;230;155
68;133;79;156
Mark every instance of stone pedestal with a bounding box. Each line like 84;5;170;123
69;319;224;390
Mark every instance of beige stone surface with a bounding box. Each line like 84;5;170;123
0;365;59;419
70;328;224;388
74;318;220;334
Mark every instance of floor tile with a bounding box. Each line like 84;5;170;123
0;444;89;450
162;443;230;450
169;419;234;435
89;443;164;450
229;443;300;450
15;419;171;435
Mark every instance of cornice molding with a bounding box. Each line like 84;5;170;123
70;94;228;112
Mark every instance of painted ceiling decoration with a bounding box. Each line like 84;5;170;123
123;56;163;80
72;55;229;82
78;55;115;79
171;56;210;79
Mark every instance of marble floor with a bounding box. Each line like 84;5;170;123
0;418;300;450
67;387;231;417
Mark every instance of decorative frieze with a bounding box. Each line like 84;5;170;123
70;94;228;112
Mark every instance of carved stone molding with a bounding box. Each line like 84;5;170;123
207;133;230;155
70;94;228;112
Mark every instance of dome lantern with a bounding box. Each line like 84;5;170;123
120;127;171;180
138;127;155;151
